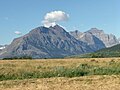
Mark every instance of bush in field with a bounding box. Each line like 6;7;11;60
2;56;32;60
90;53;104;58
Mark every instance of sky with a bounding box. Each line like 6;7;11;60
0;0;120;45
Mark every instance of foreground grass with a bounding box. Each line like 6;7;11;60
0;58;120;81
0;75;120;90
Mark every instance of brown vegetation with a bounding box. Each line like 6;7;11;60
0;58;120;90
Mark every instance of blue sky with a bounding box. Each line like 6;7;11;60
0;0;120;45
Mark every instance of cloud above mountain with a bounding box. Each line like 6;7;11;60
14;31;22;35
42;11;69;27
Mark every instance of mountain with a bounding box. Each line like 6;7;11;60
87;28;119;47
70;30;106;51
70;28;119;48
0;25;93;59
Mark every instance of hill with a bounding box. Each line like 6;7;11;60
67;44;120;58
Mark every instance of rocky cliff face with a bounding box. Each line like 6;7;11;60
70;30;106;51
70;28;119;49
0;25;93;59
87;28;119;47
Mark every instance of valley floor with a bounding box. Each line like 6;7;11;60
0;75;120;90
0;58;120;90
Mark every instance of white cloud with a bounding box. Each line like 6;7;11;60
14;31;22;35
42;11;69;27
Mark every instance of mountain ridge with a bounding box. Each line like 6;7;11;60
0;25;119;59
70;28;119;48
0;25;92;59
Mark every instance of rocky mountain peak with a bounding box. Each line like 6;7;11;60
49;24;66;33
70;30;83;39
86;28;118;47
87;28;104;35
0;25;119;59
70;30;106;51
0;25;92;59
70;27;119;49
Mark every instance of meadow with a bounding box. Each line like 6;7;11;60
0;58;120;90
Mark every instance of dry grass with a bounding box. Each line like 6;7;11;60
0;58;120;90
0;75;120;90
0;58;119;68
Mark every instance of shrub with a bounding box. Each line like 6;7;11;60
3;56;32;60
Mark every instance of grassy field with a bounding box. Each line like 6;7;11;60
0;58;120;90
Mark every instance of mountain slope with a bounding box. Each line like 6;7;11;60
91;44;120;57
68;44;120;58
0;25;93;59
